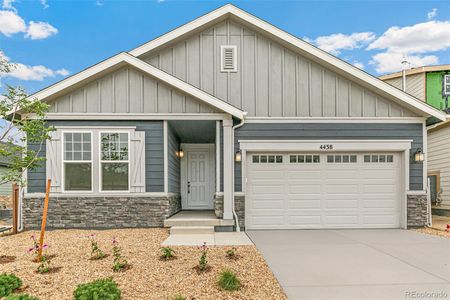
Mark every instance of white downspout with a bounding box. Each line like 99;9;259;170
231;113;247;232
18;187;24;232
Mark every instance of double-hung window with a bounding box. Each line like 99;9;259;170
100;132;130;191
444;74;450;96
63;132;92;191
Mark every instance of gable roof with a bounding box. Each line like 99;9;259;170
129;4;446;121
28;52;245;119
380;64;450;81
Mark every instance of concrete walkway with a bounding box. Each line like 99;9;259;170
162;232;253;246
247;229;450;300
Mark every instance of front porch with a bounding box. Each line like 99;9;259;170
165;118;237;233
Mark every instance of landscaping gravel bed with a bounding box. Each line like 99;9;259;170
0;228;286;300
414;227;450;239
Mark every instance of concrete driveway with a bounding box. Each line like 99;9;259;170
247;229;450;300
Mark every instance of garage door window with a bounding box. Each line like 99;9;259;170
290;155;320;163
364;154;394;163
327;155;357;163
252;155;283;164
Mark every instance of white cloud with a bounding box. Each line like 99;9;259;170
367;21;450;54
95;0;103;6
1;0;15;10
0;51;69;81
369;52;438;74
427;8;437;20
25;21;58;40
367;20;450;74
0;10;26;36
353;61;364;70
40;0;49;9
307;32;376;55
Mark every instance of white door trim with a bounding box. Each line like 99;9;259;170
239;139;412;229
180;143;215;210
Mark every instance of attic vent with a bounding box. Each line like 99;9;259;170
221;45;237;72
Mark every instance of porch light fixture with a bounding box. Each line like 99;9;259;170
176;148;184;158
235;150;242;162
414;148;424;162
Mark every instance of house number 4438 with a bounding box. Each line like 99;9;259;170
320;144;333;150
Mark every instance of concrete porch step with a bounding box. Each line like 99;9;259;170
163;211;234;228
170;226;215;235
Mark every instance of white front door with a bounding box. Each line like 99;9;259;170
181;144;215;210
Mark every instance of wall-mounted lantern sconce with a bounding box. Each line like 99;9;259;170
414;148;424;162
235;150;242;162
176;148;184;158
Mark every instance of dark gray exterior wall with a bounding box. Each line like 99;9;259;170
27;120;164;193
167;123;181;193
233;123;423;192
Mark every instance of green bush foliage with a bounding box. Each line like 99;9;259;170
169;295;186;300
73;278;121;300
4;294;39;300
217;270;241;291
0;274;22;297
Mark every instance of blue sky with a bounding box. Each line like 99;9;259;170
1;0;450;95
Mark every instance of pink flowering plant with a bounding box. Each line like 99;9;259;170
88;234;106;260
27;234;48;261
112;237;129;272
198;242;208;272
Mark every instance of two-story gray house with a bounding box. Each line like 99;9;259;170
23;4;445;231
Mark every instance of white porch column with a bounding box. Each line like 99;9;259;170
222;119;233;220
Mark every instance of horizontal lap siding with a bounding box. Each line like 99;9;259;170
232;123;423;192
27;120;164;193
428;126;450;205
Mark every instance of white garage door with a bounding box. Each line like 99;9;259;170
246;153;402;229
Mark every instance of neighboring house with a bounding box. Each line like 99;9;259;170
380;65;450;111
0;142;12;198
22;4;445;230
381;67;450;214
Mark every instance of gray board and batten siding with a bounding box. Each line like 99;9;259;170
47;66;220;115
231;123;423;192
141;19;418;118
27;120;164;193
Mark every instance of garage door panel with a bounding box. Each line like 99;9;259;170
326;184;359;194
246;152;401;229
288;215;322;225
326;170;359;179
251;184;285;194
288;184;322;194
287;170;322;179
288;199;321;209
326;199;359;208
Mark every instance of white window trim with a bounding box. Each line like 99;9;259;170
98;130;131;193
61;130;94;193
238;139;412;229
220;45;237;73
444;74;450;96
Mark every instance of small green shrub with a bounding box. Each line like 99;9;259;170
4;293;39;300
111;238;128;272
88;234;106;260
225;247;237;259
73;278;121;300
0;274;22;297
198;242;208;271
169;295;186;300
36;256;51;274
160;247;175;260
217;270;241;291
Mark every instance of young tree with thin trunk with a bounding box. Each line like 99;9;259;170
0;54;53;186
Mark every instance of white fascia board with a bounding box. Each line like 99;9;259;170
128;4;445;121
238;139;413;152
29;52;244;119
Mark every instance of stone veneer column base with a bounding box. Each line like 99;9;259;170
407;193;428;228
214;194;245;230
22;194;181;229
